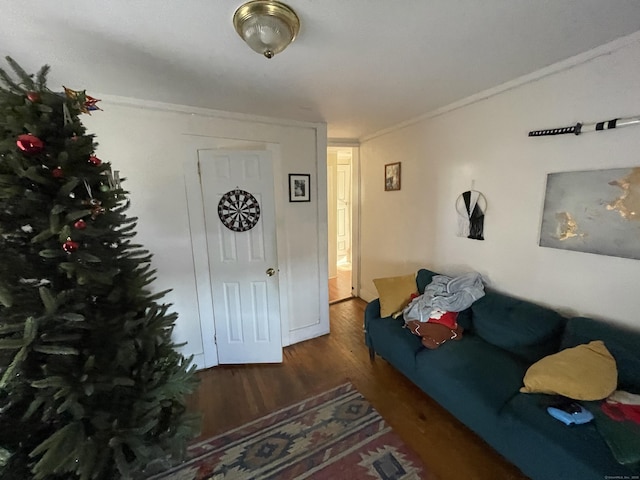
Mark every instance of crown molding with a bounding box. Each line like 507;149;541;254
361;30;640;143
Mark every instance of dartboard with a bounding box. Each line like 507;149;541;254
218;189;261;232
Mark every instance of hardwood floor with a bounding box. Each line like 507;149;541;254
328;264;352;303
188;298;529;480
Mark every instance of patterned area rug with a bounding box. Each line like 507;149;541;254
150;382;428;479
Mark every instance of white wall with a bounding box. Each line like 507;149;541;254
359;36;640;329
83;100;329;368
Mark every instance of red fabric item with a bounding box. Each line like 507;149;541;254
428;311;459;329
602;401;640;425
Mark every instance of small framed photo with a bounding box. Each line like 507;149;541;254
289;174;311;202
385;162;401;191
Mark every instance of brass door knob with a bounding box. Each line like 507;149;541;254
266;268;276;277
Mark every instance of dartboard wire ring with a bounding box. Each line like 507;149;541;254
218;188;261;232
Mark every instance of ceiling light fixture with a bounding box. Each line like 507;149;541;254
233;0;300;59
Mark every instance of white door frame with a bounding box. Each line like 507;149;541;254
351;146;361;298
183;136;289;368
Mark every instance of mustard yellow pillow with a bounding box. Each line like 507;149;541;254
520;340;617;401
373;273;417;318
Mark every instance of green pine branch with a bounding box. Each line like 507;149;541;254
0;57;199;480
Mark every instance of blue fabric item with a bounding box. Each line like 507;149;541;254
561;316;640;394
471;290;566;363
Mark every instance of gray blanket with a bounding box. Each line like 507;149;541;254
403;272;485;322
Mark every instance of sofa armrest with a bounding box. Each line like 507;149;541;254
365;298;381;324
364;299;381;352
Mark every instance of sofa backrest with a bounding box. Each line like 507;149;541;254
416;268;437;294
470;290;567;364
561;316;640;394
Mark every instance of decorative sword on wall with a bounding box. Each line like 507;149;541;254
528;116;640;137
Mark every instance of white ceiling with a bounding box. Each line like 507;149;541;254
3;1;640;140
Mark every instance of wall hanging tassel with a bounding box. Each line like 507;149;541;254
456;190;486;241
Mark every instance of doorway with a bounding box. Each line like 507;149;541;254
327;146;359;303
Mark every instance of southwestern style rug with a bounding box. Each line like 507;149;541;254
151;382;427;480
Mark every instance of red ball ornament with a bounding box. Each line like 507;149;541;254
16;134;44;154
74;219;87;230
73;219;87;230
51;167;64;179
88;155;102;166
27;91;41;102
62;239;79;253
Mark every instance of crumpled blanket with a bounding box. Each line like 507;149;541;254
403;272;485;322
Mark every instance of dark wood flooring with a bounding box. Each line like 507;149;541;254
188;298;529;480
328;265;352;303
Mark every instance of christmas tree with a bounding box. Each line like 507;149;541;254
0;58;199;479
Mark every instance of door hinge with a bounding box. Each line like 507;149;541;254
197;161;201;176
214;334;217;344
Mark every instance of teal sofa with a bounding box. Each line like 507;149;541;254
364;268;640;480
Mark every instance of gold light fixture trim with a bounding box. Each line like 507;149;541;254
233;0;300;58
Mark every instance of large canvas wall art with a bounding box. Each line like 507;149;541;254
539;167;640;260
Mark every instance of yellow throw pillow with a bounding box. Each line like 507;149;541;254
373;273;417;318
520;340;617;401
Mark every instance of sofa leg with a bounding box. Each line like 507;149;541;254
369;347;375;361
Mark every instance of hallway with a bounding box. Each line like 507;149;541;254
328;263;352;303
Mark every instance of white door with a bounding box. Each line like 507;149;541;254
198;149;282;364
336;164;351;264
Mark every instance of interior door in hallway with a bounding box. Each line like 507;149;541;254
336;163;351;264
198;149;282;364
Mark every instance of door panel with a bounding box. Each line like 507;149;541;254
198;149;282;364
336;164;351;263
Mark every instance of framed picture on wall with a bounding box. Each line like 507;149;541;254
539;167;640;260
385;162;401;191
289;174;311;202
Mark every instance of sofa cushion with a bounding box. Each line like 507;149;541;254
501;393;634;479
373;273;417;318
471;290;566;363
455;308;473;331
520;340;617;400
415;335;529;413
591;406;640;470
561;316;640;394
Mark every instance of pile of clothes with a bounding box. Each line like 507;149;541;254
402;272;485;349
593;389;640;470
602;390;640;424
